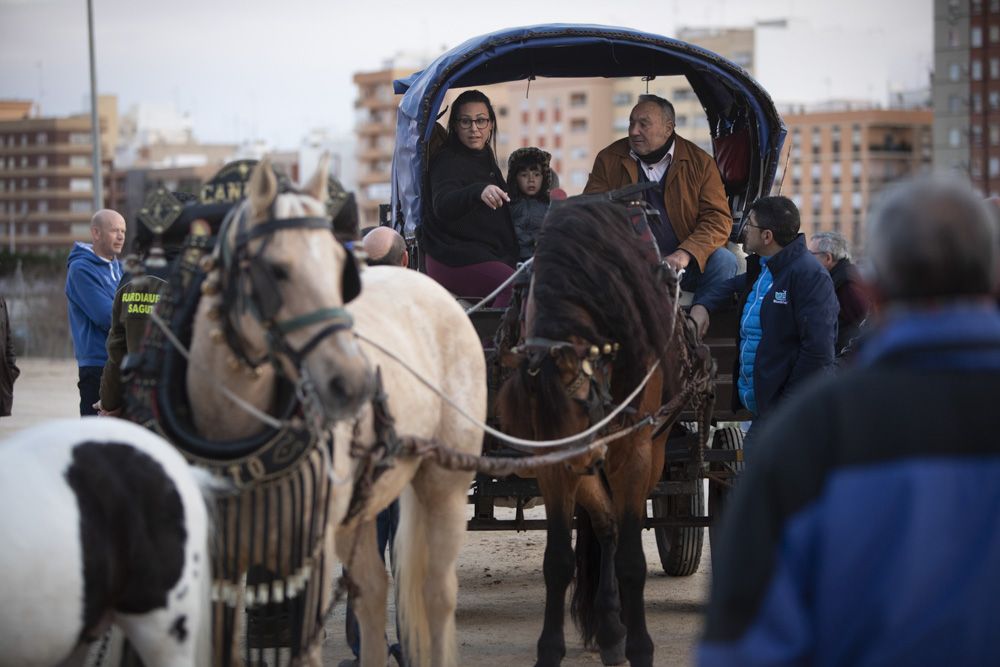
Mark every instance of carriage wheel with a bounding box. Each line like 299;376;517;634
651;467;705;577
708;425;745;558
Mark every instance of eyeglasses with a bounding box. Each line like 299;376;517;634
809;250;829;257
457;117;491;130
745;223;768;232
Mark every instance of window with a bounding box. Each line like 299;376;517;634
972;125;984;146
992;25;1000;43
36;132;47;145
950;95;962;113
990;157;1000;177
38;223;48;236
811;163;822;181
950;63;961;81
38;177;47;188
974;93;984;113
973;60;983;80
570;170;588;187
675;115;688;127
37;155;46;168
948;29;959;48
37;201;48;213
69;133;91;145
70;178;92;192
992;125;999;146
70;200;91;213
831;162;842;180
612;92;632;106
570;118;587;133
537;109;546;123
991;58;999;79
852;161;863;178
949;127;962;147
973;27;984;47
497;106;508;118
672;89;695;101
851;192;863;210
571;146;587;160
569;92;587;107
832;192;842;211
990;91;1000;109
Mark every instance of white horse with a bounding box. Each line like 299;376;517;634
0;418;211;667
185;158;485;667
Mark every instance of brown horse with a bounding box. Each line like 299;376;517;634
497;200;710;667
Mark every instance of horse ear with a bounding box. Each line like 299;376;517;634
303;154;329;203
249;157;278;216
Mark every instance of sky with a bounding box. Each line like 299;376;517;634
0;0;932;149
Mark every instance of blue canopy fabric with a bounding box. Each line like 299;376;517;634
390;24;786;231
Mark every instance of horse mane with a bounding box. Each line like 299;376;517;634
531;199;673;391
498;200;674;440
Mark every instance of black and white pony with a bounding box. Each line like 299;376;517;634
0;418;211;667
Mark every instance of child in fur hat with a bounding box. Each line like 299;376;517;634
506;147;553;261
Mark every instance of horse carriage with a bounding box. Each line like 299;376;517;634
383;24;786;577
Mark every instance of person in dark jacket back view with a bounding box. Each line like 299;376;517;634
689;196;838;442
809;230;871;355
700;175;1000;667
66;209;126;415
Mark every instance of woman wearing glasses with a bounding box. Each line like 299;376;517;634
423;89;519;307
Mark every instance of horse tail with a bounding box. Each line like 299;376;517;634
394;484;435;667
570;504;601;649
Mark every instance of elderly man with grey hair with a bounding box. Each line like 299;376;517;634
808;230;870;354
700;175;1000;666
584;93;737;301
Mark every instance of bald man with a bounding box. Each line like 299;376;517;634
363;226;408;267
66;209;126;415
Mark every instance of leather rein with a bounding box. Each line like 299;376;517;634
214;195;359;376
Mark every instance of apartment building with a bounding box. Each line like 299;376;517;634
776;105;933;252
354;67;416;227
934;0;1000;194
0;96;118;251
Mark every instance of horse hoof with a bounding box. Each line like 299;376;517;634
599;637;627;666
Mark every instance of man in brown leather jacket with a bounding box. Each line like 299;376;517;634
585;94;737;300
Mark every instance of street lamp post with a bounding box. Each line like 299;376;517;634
86;0;103;210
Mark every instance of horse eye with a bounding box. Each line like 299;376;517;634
268;263;289;281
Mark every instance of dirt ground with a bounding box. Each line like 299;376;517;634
2;358;709;667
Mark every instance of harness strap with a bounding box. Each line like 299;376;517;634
277;307;353;335
286;317;356;365
243;216;331;242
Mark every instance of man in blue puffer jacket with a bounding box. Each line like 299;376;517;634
689;196;837;443
66;209;125;415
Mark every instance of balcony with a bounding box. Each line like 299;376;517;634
355;120;395;136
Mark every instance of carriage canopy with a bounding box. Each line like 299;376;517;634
390;24;786;233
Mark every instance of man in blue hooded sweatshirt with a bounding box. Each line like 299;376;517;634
66;209;126;415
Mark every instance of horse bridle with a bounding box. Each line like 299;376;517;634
514;337;622;427
216;194;362;374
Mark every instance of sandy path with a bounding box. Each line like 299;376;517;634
4;358;708;667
